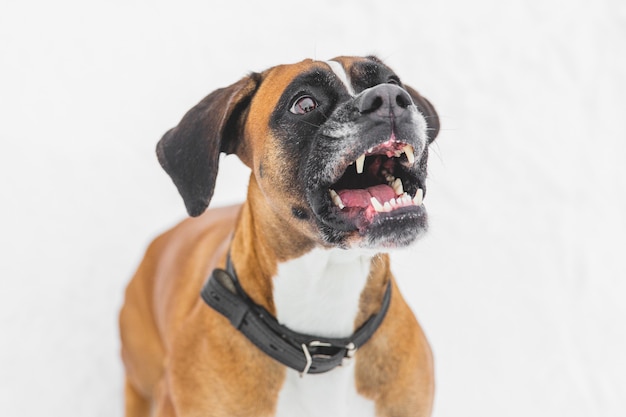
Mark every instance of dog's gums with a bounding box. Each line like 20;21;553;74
312;131;427;237
329;136;423;215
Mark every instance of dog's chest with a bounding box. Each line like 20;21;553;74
271;248;377;417
274;365;375;417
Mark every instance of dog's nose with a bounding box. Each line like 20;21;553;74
357;84;413;118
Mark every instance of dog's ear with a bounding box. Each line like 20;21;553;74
156;74;260;217
404;85;440;143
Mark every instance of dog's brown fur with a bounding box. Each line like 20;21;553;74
120;57;436;416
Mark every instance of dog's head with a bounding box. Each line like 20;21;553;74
157;56;439;249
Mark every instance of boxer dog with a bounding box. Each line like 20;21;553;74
120;55;440;417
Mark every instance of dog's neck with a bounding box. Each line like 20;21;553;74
226;180;392;416
229;179;390;333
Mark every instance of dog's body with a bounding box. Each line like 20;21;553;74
120;56;440;417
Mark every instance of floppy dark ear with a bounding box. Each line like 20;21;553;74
404;85;440;143
156;74;260;217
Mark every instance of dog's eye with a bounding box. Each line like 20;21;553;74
290;96;318;114
387;76;401;86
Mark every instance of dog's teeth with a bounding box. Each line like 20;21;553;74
383;201;392;212
355;154;366;174
403;144;415;164
329;189;345;209
392;178;404;196
402;192;411;204
370;197;384;212
413;188;424;206
381;169;395;184
389;198;397;207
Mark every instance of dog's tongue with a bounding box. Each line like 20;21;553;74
337;184;396;208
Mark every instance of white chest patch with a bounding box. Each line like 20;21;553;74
272;248;377;417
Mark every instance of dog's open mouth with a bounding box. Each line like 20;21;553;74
322;135;425;233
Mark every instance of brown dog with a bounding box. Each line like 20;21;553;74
120;56;440;417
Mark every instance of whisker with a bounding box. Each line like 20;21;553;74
297;119;323;129
295;107;330;129
429;141;444;164
318;107;331;121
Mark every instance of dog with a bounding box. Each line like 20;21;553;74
120;55;440;417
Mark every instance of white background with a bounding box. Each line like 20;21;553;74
1;0;625;416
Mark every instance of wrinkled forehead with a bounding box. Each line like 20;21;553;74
324;56;394;96
255;56;393;105
245;57;395;138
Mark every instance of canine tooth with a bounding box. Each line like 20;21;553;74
392;178;404;195
370;197;384;212
383;201;392;212
355;154;366;174
329;189;345;209
403;144;415;164
413;188;424;206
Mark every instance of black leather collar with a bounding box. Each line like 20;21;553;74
200;254;392;375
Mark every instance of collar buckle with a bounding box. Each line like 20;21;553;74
300;341;359;377
300;341;333;377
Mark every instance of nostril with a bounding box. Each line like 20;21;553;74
396;92;412;109
358;92;385;114
357;84;413;115
367;97;383;114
